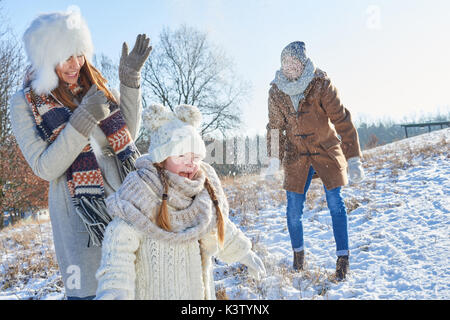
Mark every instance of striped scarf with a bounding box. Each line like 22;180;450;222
23;78;140;247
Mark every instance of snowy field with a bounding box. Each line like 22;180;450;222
1;128;449;300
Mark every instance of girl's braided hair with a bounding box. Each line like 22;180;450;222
154;163;225;247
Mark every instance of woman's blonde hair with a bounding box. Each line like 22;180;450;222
154;162;225;247
51;58;117;110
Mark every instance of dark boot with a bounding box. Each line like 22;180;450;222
335;255;349;281
293;250;304;271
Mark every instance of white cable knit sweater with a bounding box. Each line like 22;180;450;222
95;156;252;300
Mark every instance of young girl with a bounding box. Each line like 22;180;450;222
95;104;266;300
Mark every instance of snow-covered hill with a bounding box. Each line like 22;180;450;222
1;128;449;300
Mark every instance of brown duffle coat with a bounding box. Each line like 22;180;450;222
266;68;362;194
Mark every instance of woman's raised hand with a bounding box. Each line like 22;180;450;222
119;34;152;88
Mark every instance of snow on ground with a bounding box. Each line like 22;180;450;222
1;128;449;300
217;128;449;300
0;213;64;300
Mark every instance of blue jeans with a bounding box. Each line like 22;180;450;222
286;166;349;257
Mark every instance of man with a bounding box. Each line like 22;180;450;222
265;41;365;280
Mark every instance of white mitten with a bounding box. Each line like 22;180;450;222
262;157;280;181
239;251;266;280
347;157;365;183
95;289;129;300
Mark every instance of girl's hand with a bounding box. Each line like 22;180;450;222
240;251;266;280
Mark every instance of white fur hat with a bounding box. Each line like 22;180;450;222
143;104;206;164
22;10;94;95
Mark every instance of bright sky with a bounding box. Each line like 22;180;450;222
3;0;450;135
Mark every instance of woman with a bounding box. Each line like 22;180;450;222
265;41;365;280
95;104;265;300
9;10;151;299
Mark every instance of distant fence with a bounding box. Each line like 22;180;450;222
400;121;450;138
203;121;450;176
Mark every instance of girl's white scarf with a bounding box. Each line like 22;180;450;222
105;155;228;243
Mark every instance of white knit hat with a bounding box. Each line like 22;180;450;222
143;104;206;164
22;9;94;95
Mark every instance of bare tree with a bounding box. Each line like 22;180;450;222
0;4;48;229
93;53;119;91
142;25;250;137
0;5;23;142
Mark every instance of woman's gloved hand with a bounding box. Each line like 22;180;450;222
239;251;266;280
347;157;365;183
119;34;152;88
69;85;110;137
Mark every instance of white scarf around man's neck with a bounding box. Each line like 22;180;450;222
271;58;316;111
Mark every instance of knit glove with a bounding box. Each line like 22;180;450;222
95;289;129;300
240;251;266;280
119;34;152;88
347;157;365;183
69;85;110;137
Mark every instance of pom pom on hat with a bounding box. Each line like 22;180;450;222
174;104;203;129
142;103;177;131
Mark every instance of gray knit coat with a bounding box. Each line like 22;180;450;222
9;84;142;298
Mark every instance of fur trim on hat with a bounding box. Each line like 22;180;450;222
23;10;94;95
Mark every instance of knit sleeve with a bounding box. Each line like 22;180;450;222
9;90;90;181
215;218;252;264
95;217;141;300
118;84;142;141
